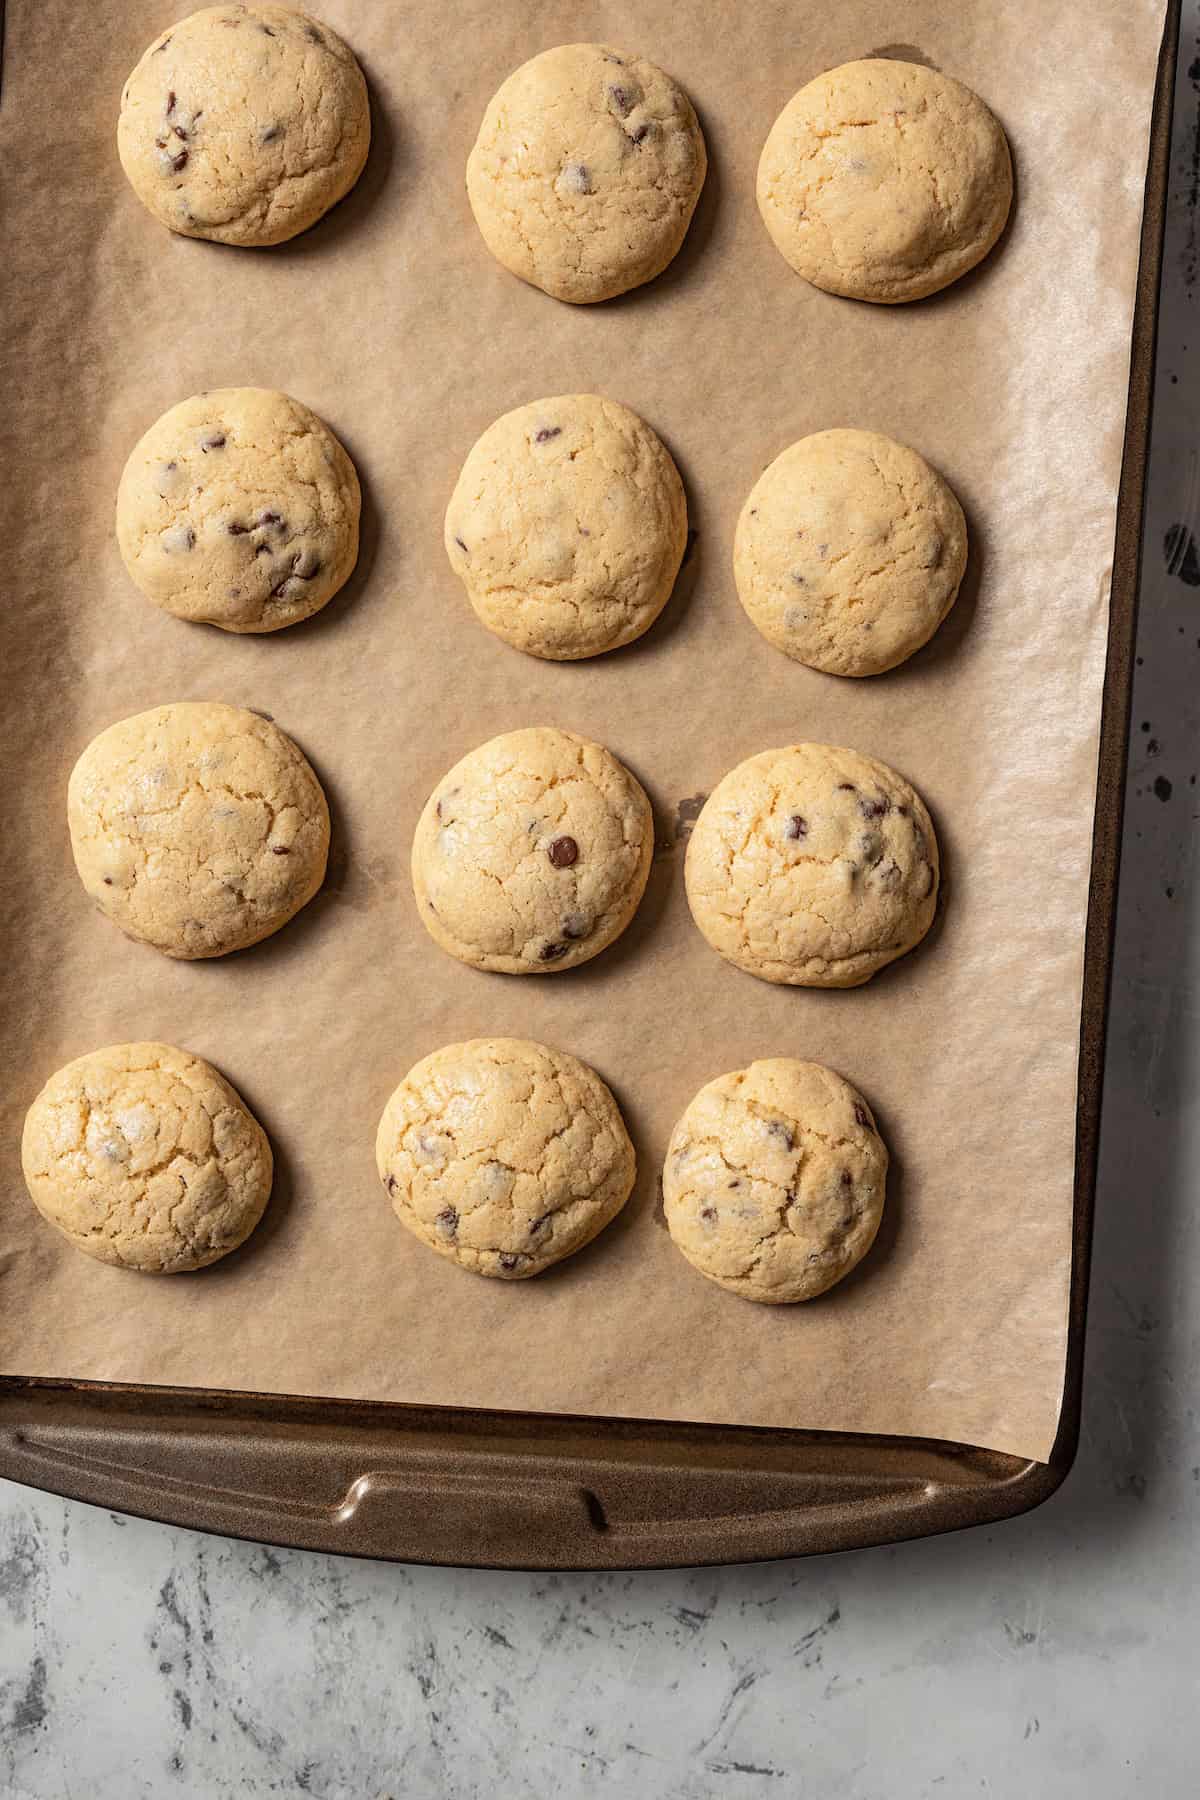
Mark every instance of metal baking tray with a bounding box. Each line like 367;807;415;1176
0;1;1177;1568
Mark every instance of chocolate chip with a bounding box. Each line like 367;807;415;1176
766;1120;795;1149
305;24;324;44
728;1179;741;1189
837;782;857;793
170;149;189;173
200;434;225;452
896;803;910;817
436;1207;458;1237
878;858;902;891
608;84;634;115
254;543;271;557
841;1169;853;1187
561;162;593;194
700;1206;717;1222
561;911;591;940
453;535;468;553
258;510;282;527
529;1215;551;1237
172;125;188;141
859;795;891;820
535;426;562;444
260;22;275;33
790;572;806;587
270;845;290;856
603;53;625;65
498;1252;522;1272
153;35;171;53
261;125;282;143
385;1174;397;1194
166;90;176;115
853;1103;873;1130
784;814;807;840
539;941;569;962
291;548;321;580
228;521;250;535
103;876;113;886
162;525;195;552
628;122;652;145
547;835;578;868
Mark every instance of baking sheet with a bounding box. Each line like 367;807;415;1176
0;0;1165;1463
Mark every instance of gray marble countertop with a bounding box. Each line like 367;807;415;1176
5;15;1199;1797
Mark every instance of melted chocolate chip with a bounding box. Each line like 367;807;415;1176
260;21;276;33
172;125;188;141
454;535;468;553
291;548;321;580
529;1215;551;1237
784;814;807;840
728;1179;741;1189
166;90;176;115
547;835;578;868
534;426;562;444
498;1252;522;1272
608;84;634;115
837;782;857;793
306;24;324;44
539;941;569;962
228;521;250;535
103;876;114;886
258;510;282;526
766;1120;795;1149
170;149;189;173
254;543;271;557
436;1207;458;1237
270;845;290;856
385;1174;397;1194
859;794;891;820
896;803;910;817
700;1206;717;1222
200;433;225;452
561;911;590;940
628;122;652;145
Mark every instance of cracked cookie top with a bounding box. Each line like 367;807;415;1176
445;394;687;660
68;701;330;959
376;1038;636;1279
734;429;967;676
663;1059;887;1303
756;59;1012;304
412;727;654;975
117;5;370;247
685;743;939;987
117;388;360;633
21;1042;273;1272
466;43;707;303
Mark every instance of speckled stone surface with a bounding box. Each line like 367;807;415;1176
3;19;1199;1797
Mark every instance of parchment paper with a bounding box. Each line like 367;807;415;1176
0;0;1166;1463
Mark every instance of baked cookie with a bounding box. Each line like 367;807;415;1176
412;727;653;974
445;395;687;659
68;702;329;959
118;5;370;247
756;60;1012;303
466;43;707;303
117;388;360;633
685;743;938;987
663;1059;887;1303
21;1043;273;1272
376;1038;635;1279
734;429;967;675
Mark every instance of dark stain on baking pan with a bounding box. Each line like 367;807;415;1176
1164;522;1200;584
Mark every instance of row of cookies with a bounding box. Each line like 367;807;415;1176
22;1040;887;1305
68;709;938;987
121;387;967;674
119;13;1011;309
